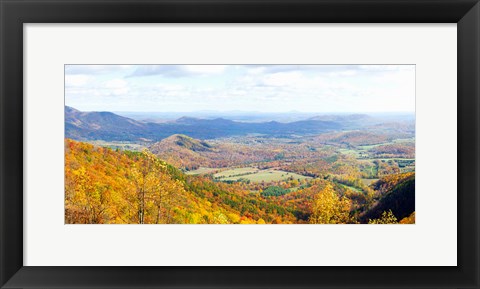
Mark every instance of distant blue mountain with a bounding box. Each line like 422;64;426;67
65;106;344;142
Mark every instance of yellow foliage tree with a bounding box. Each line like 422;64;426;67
129;150;186;224
368;210;398;224
309;184;352;224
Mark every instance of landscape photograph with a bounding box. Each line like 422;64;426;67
65;64;415;224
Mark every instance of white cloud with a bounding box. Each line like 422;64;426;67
66;64;415;112
65;75;90;87
262;71;303;87
327;70;357;77
104;79;129;95
105;79;127;88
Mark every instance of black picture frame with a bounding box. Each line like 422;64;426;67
1;0;479;288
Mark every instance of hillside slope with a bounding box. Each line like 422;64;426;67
65;139;297;224
149;134;279;169
360;172;415;222
65;106;148;141
65;139;415;224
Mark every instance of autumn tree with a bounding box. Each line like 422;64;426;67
64;142;125;224
309;184;352;224
129;150;186;224
368;210;398;224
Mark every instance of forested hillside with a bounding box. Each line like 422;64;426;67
65;139;415;224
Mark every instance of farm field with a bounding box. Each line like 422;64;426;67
213;167;260;178
184;167;219;175
214;168;311;183
337;141;415;159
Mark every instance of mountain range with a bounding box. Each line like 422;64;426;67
65;106;351;141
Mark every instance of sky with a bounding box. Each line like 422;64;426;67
65;64;415;113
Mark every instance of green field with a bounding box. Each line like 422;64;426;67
188;167;311;183
337;138;415;160
214;167;259;178
215;168;311;183
337;148;360;157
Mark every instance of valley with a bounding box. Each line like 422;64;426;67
65;107;416;224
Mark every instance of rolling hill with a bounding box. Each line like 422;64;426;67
65;106;148;141
149;134;278;169
65;106;344;141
